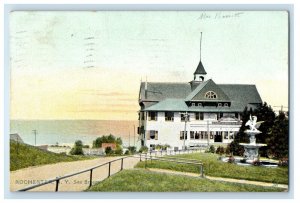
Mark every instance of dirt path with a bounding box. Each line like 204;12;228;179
146;168;288;189
10;156;140;192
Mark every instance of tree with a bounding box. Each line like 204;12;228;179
229;102;276;156
229;107;252;156
92;135;122;148
107;134;116;143
252;102;276;157
265;112;289;158
116;137;123;145
70;140;84;155
92;135;123;156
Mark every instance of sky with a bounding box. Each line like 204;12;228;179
10;11;288;120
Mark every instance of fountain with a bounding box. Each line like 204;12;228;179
239;115;266;163
218;115;278;167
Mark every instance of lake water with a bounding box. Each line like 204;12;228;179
10;120;139;147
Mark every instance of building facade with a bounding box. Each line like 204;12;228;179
138;59;262;150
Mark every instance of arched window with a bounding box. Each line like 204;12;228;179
205;91;217;99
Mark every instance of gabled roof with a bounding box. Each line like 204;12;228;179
144;99;188;111
219;84;262;110
139;82;191;101
194;61;207;75
139;81;262;112
185;79;230;102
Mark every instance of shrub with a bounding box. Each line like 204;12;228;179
216;146;225;155
105;147;113;155
70;140;84;155
225;145;231;155
139;146;148;153
209;145;215;153
155;144;162;150
83;145;90;148
278;158;288;167
124;150;130;155
115;145;123;155
162;144;171;150
128;146;137;154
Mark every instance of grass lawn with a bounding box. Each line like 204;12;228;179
135;153;288;184
10;140;97;171
86;169;284;192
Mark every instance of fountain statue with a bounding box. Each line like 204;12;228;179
239;115;266;162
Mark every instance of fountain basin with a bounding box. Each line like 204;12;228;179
220;156;278;167
239;143;267;162
239;143;267;147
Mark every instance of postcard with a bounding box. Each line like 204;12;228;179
9;11;289;192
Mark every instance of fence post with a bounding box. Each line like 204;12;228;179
121;158;124;171
108;162;111;177
55;179;60;192
150;154;152;163
89;169;93;187
145;156;147;168
140;153;142;162
200;164;204;178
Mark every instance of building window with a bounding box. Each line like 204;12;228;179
195;131;200;139
196;112;204;120
165;112;174;121
218;103;222;107
148;112;157;121
147;130;158;140
204;132;208;139
190;131;195;140
180;112;190;122
141;112;145;120
181;113;185;122
200;131;205;139
224;103;228;107
180;131;187;140
198;103;202;107
224;131;229;139
205;91;217;99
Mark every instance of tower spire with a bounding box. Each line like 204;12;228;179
200;32;202;61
